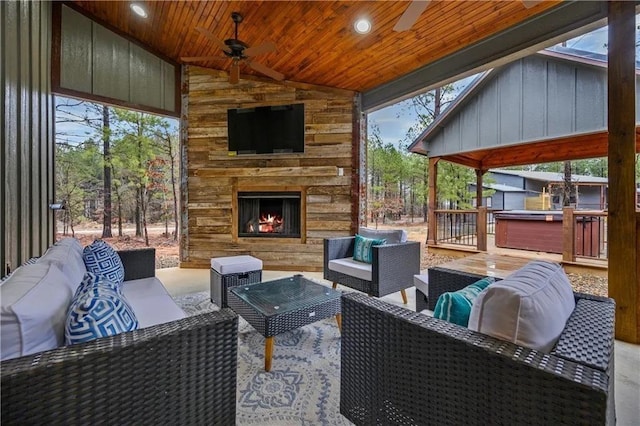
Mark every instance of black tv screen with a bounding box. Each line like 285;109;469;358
228;103;304;154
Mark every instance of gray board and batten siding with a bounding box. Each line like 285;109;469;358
1;1;55;276
417;54;640;158
56;4;177;116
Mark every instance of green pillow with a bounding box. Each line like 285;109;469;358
353;234;386;264
433;277;495;327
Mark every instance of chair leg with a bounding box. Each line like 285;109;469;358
400;289;408;305
332;282;337;289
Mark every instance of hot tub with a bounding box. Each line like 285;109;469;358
494;210;600;255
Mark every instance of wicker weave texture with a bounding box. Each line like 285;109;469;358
324;237;420;297
1;310;239;425
340;292;614;426
117;248;156;280
427;267;489;310
228;282;341;337
210;268;262;308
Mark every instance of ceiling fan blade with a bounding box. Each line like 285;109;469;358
181;56;228;62
521;0;543;8
195;27;231;53
393;0;430;32
246;60;285;81
229;61;240;84
244;41;277;57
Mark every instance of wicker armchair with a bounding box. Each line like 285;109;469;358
1;249;239;425
323;236;420;303
340;291;616;425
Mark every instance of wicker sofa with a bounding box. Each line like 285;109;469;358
1;244;238;425
340;273;616;425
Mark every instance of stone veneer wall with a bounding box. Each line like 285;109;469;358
182;66;359;271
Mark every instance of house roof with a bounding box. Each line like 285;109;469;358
471;183;528;193
65;1;608;110
491;169;609;184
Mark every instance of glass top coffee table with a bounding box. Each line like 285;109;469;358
228;274;342;372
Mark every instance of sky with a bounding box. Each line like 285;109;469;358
367;18;637;150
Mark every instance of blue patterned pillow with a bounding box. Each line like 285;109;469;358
65;281;138;345
74;272;122;299
353;234;386;264
83;240;124;284
433;277;495;327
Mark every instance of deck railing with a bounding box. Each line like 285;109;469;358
563;208;608;262
434;208;488;249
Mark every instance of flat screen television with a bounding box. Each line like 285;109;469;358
227;103;304;155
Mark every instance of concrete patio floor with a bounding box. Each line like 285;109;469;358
158;267;640;425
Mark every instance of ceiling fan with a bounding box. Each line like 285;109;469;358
393;0;547;32
182;12;284;84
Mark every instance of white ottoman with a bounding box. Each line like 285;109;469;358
414;273;429;312
210;255;262;308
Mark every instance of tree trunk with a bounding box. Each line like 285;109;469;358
116;189;123;237
101;106;113;238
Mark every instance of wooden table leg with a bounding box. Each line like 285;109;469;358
400;289;408;305
265;336;274;372
335;313;342;332
332;282;337;289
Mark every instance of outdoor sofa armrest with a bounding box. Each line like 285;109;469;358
1;309;239;425
427;266;489;310
118;248;156;281
340;292;614;426
323;237;355;278
371;241;421;293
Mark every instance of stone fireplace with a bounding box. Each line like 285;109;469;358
237;192;301;238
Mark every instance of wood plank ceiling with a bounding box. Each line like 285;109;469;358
69;0;559;93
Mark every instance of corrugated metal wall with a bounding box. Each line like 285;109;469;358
58;5;176;114
1;0;54;276
427;55;640;157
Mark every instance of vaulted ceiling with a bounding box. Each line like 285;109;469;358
69;0;561;94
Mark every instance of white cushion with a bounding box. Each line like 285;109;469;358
328;257;372;282
121;277;186;328
414;274;428;295
468;261;575;353
37;241;86;292
358;227;408;244
1;263;74;360
211;255;262;275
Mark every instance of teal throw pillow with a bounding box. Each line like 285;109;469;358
353;234;386;264
433;277;495;327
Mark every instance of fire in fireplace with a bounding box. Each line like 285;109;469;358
238;192;301;238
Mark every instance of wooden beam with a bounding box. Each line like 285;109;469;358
427;158;439;245
475;169;484;208
562;207;575;263
608;1;639;343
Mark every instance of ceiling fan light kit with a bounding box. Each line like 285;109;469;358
182;12;284;84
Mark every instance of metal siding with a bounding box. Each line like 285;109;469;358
578;186;602;209
129;43;162;109
498;61;522;145
60;5;92;93
521;57;547;141
444;114;462;152
92;23;129;101
460;97;479;150
491;193;504;210
490;172;524;189
524;179;546;192
1;0;53;275
546;61;575;136
576;67;606;131
162;61;176;112
504;193;526;210
478;79;499;149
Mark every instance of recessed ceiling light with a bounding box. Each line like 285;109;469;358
354;18;372;34
130;3;148;18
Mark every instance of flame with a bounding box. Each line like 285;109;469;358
259;213;283;233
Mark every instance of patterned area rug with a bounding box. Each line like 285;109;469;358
173;291;352;426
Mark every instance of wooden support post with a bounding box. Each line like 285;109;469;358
562;207;575;263
608;1;639;343
475;169;484;208
477;206;487;251
427;157;439;245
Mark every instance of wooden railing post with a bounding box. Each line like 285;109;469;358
477;207;487;251
562;207;575;262
427;157;438;245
